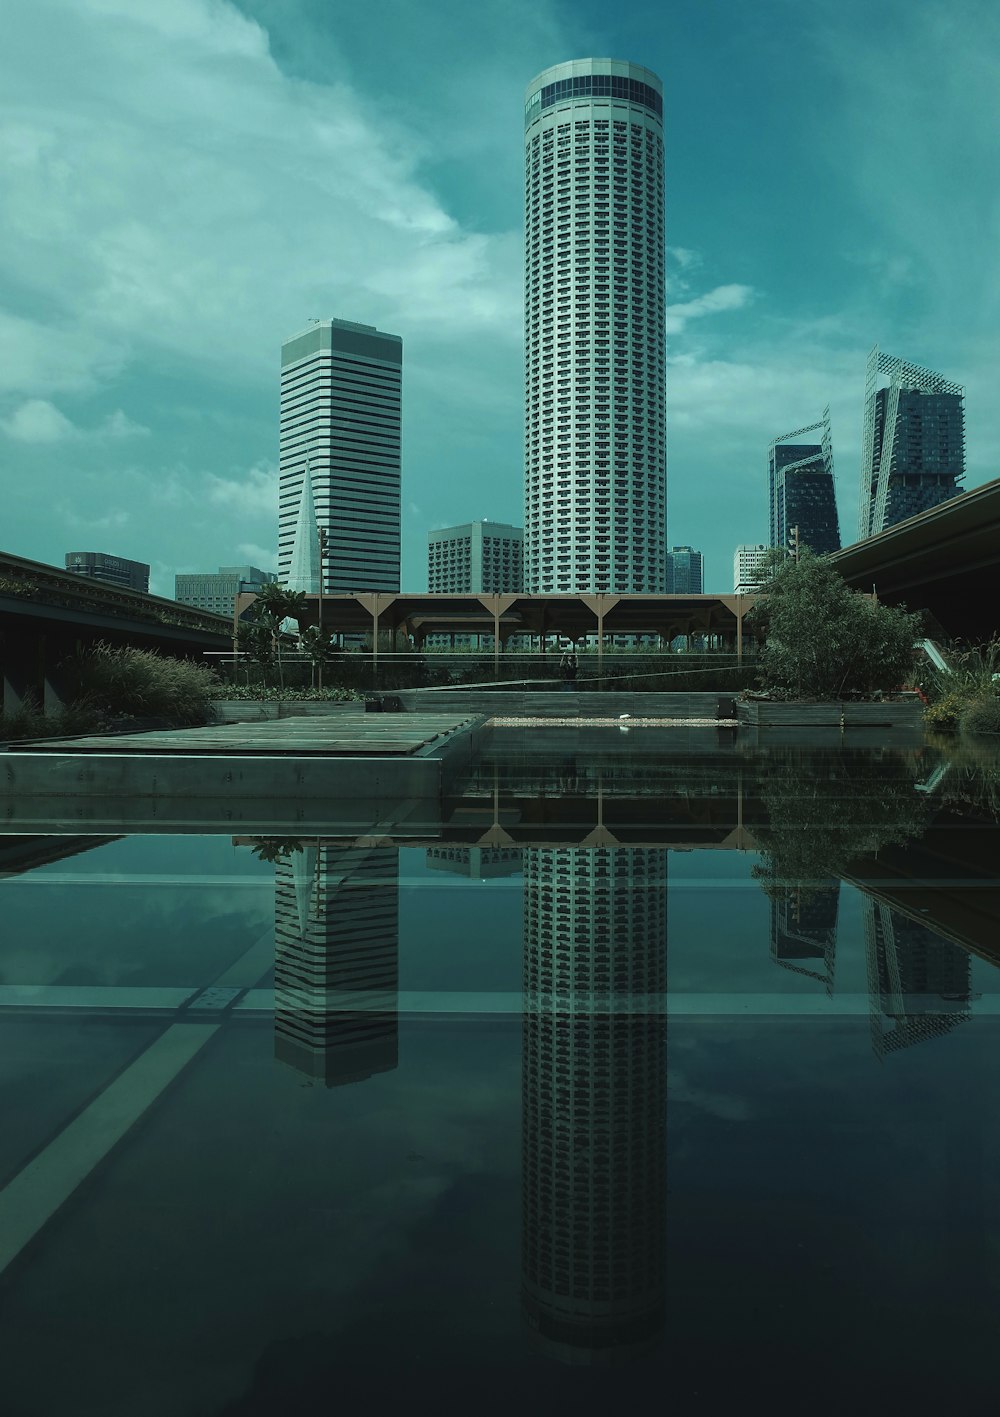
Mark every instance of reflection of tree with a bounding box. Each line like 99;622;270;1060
249;837;304;865
751;756;928;903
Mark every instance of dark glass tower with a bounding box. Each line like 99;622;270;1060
768;410;840;556
859;347;965;537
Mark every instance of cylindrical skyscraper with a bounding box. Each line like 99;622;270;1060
524;59;666;593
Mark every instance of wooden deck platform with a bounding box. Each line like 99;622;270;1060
10;712;477;758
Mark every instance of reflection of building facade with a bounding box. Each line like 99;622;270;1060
769;885;840;995
274;841;399;1086
425;847;523;879
862;899;971;1059
522;847;667;1363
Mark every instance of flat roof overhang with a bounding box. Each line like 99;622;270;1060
235;591;758;642
830;477;1000;637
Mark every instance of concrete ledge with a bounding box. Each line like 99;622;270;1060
736;698;923;728
210;699;358;723
393;690;729;718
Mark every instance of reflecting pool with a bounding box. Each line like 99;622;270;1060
1;734;999;1412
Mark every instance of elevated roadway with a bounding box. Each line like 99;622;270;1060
1;549;233;713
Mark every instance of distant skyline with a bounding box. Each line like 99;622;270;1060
2;0;997;593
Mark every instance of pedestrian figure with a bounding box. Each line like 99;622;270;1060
559;647;578;690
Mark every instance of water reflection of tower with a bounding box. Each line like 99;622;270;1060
522;847;667;1363
769;884;840;995
274;841;399;1085
862;899;971;1059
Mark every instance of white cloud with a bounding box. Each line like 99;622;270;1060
668;284;755;334
0;397;150;442
2;398;78;443
235;542;278;571
205;461;279;517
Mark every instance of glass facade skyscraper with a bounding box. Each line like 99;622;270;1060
665;545;703;594
279;319;402;593
859;346;965;538
768;411;840;557
523;59;666;593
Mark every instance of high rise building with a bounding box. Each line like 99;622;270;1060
521;846;667;1362
733;544;771;595
523;59;666;594
279;318;402;594
769;885;840;994
665;545;703;594
174;564;276;618
273;840;399;1087
768;410;840;557
65;551;149;593
858;346;965;538
427;520;523;593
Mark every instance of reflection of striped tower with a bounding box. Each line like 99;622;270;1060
862;898;970;1060
522;847;667;1364
274;842;399;1086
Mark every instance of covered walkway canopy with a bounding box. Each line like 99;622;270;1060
235;591;757;667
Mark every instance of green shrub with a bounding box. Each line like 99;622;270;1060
217;685;361;702
960;695;1000;736
0;703;100;742
72;643;220;725
924;690;965;732
748;550;921;699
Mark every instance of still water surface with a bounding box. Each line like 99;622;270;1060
1;736;999;1413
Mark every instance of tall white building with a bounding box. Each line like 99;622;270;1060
279;319;402;594
524;59;666;594
733;543;771;595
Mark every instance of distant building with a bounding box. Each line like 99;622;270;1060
733;544;771;595
279;318;402;594
768;410;841;557
174;565;276;618
427;521;523;593
665;546;704;594
65;551;149;593
859;346;965;538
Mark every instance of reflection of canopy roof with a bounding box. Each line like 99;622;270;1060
234;591;756;644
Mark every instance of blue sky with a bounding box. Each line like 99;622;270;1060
2;0;997;593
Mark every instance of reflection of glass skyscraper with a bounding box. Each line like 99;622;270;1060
274;841;399;1086
769;885;840;995
862;900;971;1059
522;847;667;1363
